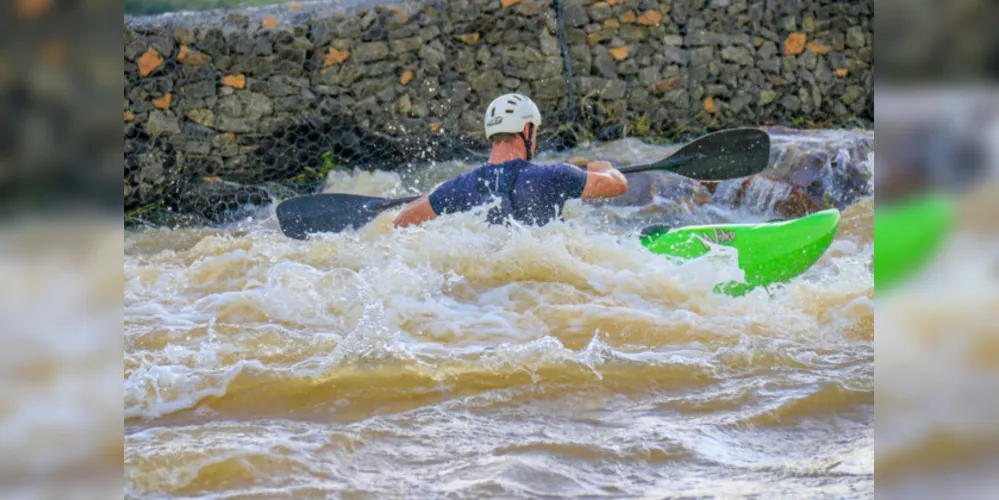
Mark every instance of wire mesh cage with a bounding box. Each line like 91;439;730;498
124;0;873;226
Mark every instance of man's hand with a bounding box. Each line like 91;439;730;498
570;158;626;183
586;160;626;185
579;160;628;199
585;160;613;172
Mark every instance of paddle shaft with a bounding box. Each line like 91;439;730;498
371;154;699;211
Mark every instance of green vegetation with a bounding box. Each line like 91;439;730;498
125;0;288;16
124;199;186;229
626;113;651;136
125;200;164;221
286;151;346;186
787;116;830;128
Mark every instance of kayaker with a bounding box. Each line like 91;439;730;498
393;93;629;228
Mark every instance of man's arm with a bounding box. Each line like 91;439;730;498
579;160;628;199
393;195;437;228
393;178;453;228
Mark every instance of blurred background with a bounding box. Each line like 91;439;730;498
875;0;999;498
1;0;122;497
3;0;999;496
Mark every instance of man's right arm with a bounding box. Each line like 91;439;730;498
393;196;437;228
394;174;474;228
393;180;447;228
579;160;628;199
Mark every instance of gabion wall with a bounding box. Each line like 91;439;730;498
124;0;873;223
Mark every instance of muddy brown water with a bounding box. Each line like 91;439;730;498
125;131;875;498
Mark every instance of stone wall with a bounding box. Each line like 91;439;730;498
124;0;873;223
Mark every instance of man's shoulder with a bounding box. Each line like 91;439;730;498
519;160;584;178
514;160;580;173
470;159;584;181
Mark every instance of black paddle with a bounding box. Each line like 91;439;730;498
277;127;771;240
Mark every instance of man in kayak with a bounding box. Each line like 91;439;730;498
393;94;629;228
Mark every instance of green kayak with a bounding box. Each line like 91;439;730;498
640;208;842;296
874;193;954;292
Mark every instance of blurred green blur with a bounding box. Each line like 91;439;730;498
876;0;999;497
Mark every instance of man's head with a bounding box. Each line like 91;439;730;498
484;94;542;160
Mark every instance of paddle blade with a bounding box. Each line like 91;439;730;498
276;193;390;240
644;128;771;180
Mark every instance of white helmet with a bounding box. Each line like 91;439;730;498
484;93;542;139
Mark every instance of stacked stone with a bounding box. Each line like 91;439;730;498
124;0;573;217
123;0;873;222
125;11;320;214
307;0;568;141
562;0;872;134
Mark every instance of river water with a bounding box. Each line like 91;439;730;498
124;130;875;498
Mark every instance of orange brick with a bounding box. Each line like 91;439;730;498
221;74;246;89
704;96;716;113
124;110;134;122
263;16;278;29
784;32;806;56
152;93;172;109
325;48;350;67
203;176;222;183
500;0;521;6
607;0;624;4
609;46;629;60
137;48;164;77
656;76;682;91
638;10;662;26
39;39;65;65
604;18;620;29
289;2;302;12
620;11;636;23
14;0;51;19
177;45;210;65
835;68;849;77
430;122;442;132
400;69;414;85
215;132;236;142
806;42;831;55
460;33;480;44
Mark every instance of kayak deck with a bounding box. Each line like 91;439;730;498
640;209;842;296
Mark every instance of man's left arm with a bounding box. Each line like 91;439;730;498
553;161;627;199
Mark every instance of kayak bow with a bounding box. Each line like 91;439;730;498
641;209;842;296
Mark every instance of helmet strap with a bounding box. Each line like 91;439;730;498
520;123;535;161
